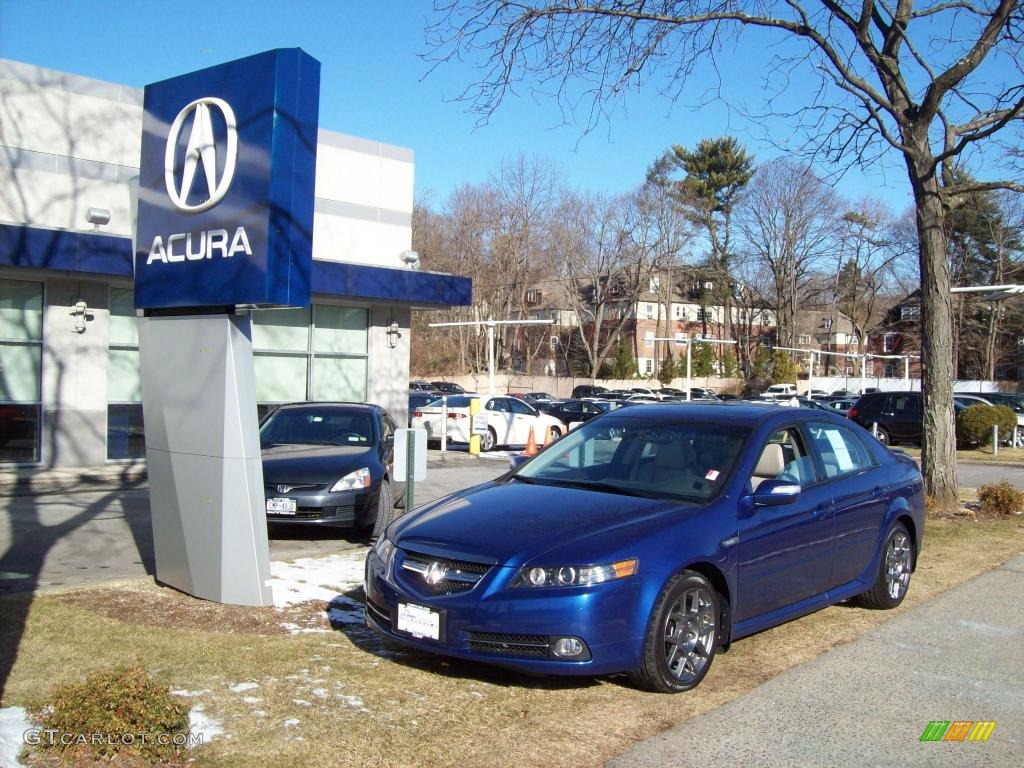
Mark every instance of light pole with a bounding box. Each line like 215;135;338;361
428;317;556;394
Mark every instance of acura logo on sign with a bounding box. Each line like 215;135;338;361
164;97;238;213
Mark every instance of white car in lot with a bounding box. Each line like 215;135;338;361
410;394;567;451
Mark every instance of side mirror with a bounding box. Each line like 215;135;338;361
753;478;801;507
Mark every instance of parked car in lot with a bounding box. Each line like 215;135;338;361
760;384;799;399
366;403;924;692
571;384;608;399
431;381;468;395
538;398;608;426
410;394;566;451
848;391;968;446
260;402;400;538
407;391;442;426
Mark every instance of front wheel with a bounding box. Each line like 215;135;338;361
481;427;497;452
370;480;394;540
855;522;913;609
629;571;719;693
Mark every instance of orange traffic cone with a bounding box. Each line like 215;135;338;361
524;426;539;456
543;424;554;446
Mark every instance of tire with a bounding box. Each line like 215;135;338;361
370;480;394;540
855;522;913;609
481;427;497;452
629;571;719;693
550;426;562;439
872;426;892;446
1016;426;1024;449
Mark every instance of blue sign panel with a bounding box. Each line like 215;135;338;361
135;49;320;309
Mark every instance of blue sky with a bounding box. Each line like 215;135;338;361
0;0;918;212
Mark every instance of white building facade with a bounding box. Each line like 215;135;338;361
0;59;469;467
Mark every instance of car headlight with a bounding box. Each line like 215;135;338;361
508;558;637;589
330;467;371;492
373;535;394;560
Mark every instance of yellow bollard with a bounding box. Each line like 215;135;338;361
469;397;482;456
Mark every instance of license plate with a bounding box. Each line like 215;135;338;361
266;497;297;515
396;602;441;640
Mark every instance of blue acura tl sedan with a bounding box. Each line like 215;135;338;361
365;404;924;693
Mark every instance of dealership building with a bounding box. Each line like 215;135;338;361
0;57;470;468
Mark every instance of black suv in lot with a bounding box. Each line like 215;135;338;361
571;384;608;399
848;391;966;446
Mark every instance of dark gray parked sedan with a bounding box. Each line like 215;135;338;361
259;402;401;537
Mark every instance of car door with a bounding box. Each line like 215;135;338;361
485;398;515;445
506;397;541;443
735;426;835;622
882;393;921;443
805;421;888;589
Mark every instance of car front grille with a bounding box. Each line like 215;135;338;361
400;550;492;595
468;632;550;658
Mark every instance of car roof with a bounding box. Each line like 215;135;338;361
273;401;380;412
605;402;848;428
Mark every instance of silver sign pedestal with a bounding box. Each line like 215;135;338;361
139;314;273;606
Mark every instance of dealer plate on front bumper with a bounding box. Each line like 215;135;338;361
396;602;442;641
266;497;297;515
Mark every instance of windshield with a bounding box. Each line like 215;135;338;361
516;416;749;501
260;408;375;446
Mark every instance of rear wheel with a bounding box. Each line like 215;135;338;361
629;571;719;693
855;522;913;609
872;426;892;446
370;480;394;540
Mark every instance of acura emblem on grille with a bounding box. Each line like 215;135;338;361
276;484;293;494
423;561;448;586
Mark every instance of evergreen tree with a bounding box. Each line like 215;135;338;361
657;353;677;385
692;341;717;377
769;351;799;385
611;339;637;380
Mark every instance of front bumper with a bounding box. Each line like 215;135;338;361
263;484;379;528
363;543;647;677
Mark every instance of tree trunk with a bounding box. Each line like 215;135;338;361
906;147;958;510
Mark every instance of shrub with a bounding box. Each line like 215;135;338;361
34;665;190;763
978;481;1024;517
956;403;1017;446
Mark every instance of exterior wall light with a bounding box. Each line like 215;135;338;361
85;207;111;229
69;300;92;333
400;250;420;269
386;320;402;348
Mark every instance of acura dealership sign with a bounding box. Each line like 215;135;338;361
134;49;320;308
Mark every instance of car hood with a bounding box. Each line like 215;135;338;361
391;480;686;566
261;444;376;484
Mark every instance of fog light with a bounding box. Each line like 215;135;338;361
551;636;588;659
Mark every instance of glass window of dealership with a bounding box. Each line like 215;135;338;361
0;278;43;463
0;277;373;465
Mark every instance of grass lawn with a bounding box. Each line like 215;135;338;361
895;444;1024;463
2;514;1022;768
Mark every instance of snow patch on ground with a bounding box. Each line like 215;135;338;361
189;705;224;742
228;682;259;693
0;707;31;768
338;694;369;713
170;688;208;698
284;718;301;727
270;550;368;608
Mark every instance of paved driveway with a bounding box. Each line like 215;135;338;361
609;554;1024;768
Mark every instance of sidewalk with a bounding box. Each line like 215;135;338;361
608;554;1024;768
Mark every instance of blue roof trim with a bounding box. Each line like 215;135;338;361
0;224;133;276
0;225;472;308
312;260;472;308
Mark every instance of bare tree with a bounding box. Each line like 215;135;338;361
739;158;840;347
832;200;905;367
551;190;657;377
426;0;1024;508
